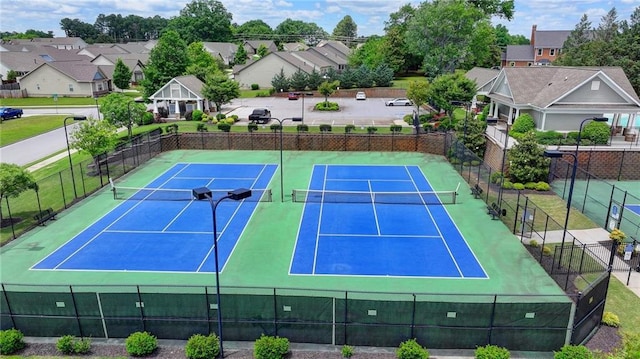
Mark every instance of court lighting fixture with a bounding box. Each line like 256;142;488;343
191;187;252;358
271;117;303;202
64;116;87;200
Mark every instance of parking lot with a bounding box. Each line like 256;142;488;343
223;96;416;127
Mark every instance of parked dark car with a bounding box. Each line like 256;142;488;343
0;107;23;120
288;92;299;100
248;108;272;124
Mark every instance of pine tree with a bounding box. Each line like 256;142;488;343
113;58;132;90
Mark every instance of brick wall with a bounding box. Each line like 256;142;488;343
160;131;450;156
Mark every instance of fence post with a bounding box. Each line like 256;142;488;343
344;291;348;345
487;294;497;344
59;172;68;209
410;294;416;339
69;286;84;338
136;285;146;332
1;284;16;329
273;288;278;336
205;286;211;334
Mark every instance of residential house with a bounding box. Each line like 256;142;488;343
149;75;211;118
243;40;278;58
91;54;148;86
484;66;640;132
501;25;571;67
233;52;315;89
10;37;87;50
465;67;500;109
282;42;309;52
77;44;130;59
202;42;238;66
307;41;349;71
0;47;90;79
19;61;112;97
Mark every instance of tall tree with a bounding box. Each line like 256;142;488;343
234;45;248;65
71;118;119;170
275;19;328;45
561;14;592;54
406;80;430;114
0;163;37;224
428;71;476;117
289;69;308;91
112;58;132;90
167;0;233;44
507;131;550;183
99;93;145;138
201;73;240;113
467;0;514;19
141;30;188;99
349;36;386;69
234;20;273;40
495;24;529;48
596;7;620;42
185;42;221;82
405;0;487;78
271;68;290;92
384;4;419;73
332;15;357;46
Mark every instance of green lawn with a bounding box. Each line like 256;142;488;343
605;276;640;335
0;115;68;146
392;75;428;89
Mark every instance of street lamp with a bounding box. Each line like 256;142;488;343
93;97;100;120
191;187;252;359
544;150;577;268
271;117;303;202
575;117;608;158
64;116;87;200
297;92;313;124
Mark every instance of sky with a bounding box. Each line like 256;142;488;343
1;0;639;40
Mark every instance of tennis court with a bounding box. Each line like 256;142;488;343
290;164;486;278
626;204;640;216
32;163;277;273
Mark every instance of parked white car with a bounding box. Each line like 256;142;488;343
355;91;366;100
385;98;413;106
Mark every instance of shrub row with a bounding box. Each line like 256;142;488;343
0;328;608;359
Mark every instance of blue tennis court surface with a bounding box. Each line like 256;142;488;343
290;165;487;278
626;204;640;216
33;163;277;273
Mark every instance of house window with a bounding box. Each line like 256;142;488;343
591;81;600;90
550;48;556;56
37;84;40;90
97;83;103;91
509;62;515;67
170;84;180;98
69;84;74;92
537;48;542;56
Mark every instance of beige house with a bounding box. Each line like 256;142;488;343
233;52;315;89
19;61;112;97
485;66;640;132
91;54;147;87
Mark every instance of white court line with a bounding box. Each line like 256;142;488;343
312;165;329;275
404;165;463;277
53;165;192;270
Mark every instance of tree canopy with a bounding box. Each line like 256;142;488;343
70;117;119;161
332;15;357;46
112;58;132;90
166;0;233;44
141;30;188;99
405;0;491;78
201;73;240;113
233;20;273;40
0;163;37;205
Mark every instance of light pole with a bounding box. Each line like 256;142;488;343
575;117;608;160
271;117;303;202
127;101;135;141
192;187;252;359
64;116;87;199
93;97;100;120
297;92;313;124
544;150;577;268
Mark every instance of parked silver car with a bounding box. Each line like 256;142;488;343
385;98;413;106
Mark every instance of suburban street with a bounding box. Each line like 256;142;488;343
0;97;418;166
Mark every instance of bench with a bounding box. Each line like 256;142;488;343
487;202;504;220
470;184;483;198
34;208;57;226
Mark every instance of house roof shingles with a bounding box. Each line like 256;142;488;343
498;66;640;108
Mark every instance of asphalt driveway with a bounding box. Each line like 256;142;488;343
223;96;416;127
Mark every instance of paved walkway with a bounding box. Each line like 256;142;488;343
520;228;640;298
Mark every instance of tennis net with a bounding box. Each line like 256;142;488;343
111;185;272;202
291;187;458;205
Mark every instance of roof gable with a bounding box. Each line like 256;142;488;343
149;75;205;100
